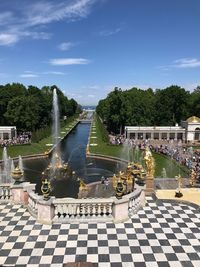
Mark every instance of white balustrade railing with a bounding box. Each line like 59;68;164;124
28;191;39;218
53;198;114;222
2;180;145;224
0;184;11;202
128;188;145;216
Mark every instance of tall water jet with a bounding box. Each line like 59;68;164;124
11;160;15;173
52;88;61;171
161;168;167;178
18;155;23;172
53;88;60;148
2;147;11;183
134;145;140;163
121;139;132;162
3;147;8;170
42;88;76;184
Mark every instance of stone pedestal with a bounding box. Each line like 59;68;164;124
11;182;35;205
78;188;89;198
112;197;129;223
145;177;154;196
37;198;55;224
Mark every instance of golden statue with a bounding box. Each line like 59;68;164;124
144;146;155;177
79;179;86;190
112;174;118;189
189;169;196;187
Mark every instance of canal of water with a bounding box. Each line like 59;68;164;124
23;122;188;198
24;123;124;198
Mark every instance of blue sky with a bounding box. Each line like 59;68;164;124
0;0;200;105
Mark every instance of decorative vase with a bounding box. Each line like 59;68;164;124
11;166;24;184
41;179;51;200
115;181;124;199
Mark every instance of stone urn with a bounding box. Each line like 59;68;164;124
41;178;51;200
11;166;24;184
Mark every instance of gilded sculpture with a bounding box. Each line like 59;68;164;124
144;146;155;177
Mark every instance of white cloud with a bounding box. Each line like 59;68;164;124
58;42;74;51
99;27;121;37
49;58;90;65
159;58;200;70
180;82;200;91
88;94;95;98
20;70;66;76
20;74;38;78
22;31;52;40
0;33;19;45
0;0;97;46
26;0;95;26
173;58;200;68
43;71;65;75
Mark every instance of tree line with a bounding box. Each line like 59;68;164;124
96;85;200;134
0;83;81;132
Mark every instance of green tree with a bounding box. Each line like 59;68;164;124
154;85;190;125
0;83;26;125
189;86;200;118
5;95;44;131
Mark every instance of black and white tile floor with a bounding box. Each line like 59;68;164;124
0;196;200;267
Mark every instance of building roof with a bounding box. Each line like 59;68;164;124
125;126;184;131
0;126;16;130
186;116;200;123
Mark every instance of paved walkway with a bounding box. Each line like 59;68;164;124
156;188;200;206
0;196;200;267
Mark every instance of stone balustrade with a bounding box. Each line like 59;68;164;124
53;198;114;223
128;188;145;216
27;191;40;218
0;184;11;203
6;181;145;224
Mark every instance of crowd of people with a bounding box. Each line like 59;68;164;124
149;143;200;182
0;132;31;147
109;135;200;183
109;134;126;145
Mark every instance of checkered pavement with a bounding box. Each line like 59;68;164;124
0;196;200;267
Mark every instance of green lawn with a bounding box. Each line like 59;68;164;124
193;146;200;150
89;114;189;178
0;115;79;159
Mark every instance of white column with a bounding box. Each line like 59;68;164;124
182;132;185;141
167;132;169;140
159;132;162;140
126;130;130;139
175;132;177;140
